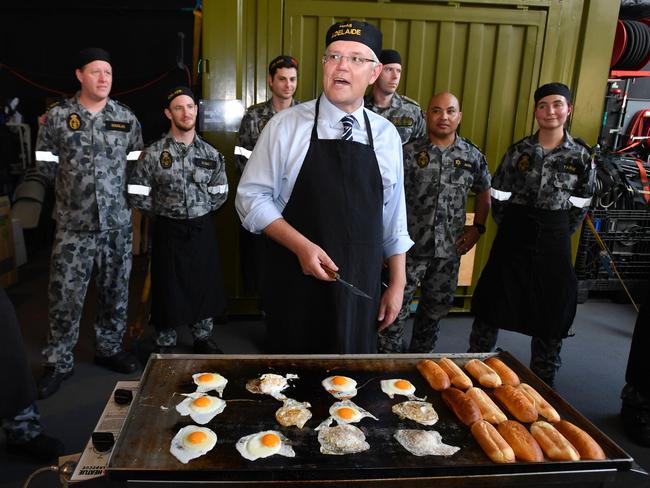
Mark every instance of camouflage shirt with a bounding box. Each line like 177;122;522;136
491;131;594;233
127;131;228;219
364;92;426;145
404;135;491;258
35;94;143;231
234;98;299;174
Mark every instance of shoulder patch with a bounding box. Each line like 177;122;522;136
113;99;136;114
574;137;592;153
46;99;63;111
460;136;483;153
401;94;421;107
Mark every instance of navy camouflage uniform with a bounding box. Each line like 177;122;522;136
469;131;595;382
364;92;426;145
128;131;228;346
35;94;143;374
378;135;490;353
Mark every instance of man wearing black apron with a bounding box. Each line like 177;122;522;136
236;20;413;354
469;83;595;387
128;87;228;354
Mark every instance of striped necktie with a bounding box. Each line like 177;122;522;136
341;115;355;141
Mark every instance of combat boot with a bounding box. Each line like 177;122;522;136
7;434;64;461
94;351;138;373
621;384;650;447
37;367;73;399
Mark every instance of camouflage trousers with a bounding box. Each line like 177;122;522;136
1;403;41;443
378;255;460;353
155;318;214;346
43;226;133;373
468;318;563;384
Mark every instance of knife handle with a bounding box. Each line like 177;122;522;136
320;264;339;280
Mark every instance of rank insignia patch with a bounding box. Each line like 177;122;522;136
159;150;173;169
67;113;82;131
417;151;430;168
517;154;530;172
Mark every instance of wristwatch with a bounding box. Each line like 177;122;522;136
473;222;486;234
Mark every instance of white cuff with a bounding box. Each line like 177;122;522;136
35;151;59;163
127;184;151;196
234;146;252;159
569;196;592;208
208;184;228;194
127;151;142;161
490;188;512;201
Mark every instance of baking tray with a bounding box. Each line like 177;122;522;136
107;352;635;484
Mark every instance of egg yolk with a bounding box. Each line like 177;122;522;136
332;376;349;386
193;396;211;407
395;380;412;390
261;433;281;448
187;431;208;444
198;373;215;383
336;407;357;420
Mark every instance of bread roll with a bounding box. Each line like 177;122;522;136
530;421;580;461
498;420;544;462
471;419;515;464
466;387;507;424
417;359;450;391
485;357;520;386
441;387;482;426
464;359;502;388
517;383;560;423
554;420;606;460
438;357;473;390
493;385;538;423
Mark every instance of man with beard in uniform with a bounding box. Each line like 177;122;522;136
236;20;413;354
469;83;595;387
364;49;425;145
128;86;228;354
34;48;143;398
378;92;491;353
235;55;299;300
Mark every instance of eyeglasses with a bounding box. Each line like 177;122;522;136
322;54;376;66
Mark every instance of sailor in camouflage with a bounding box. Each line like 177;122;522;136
364;49;425;145
378;92;491;353
128;86;228;354
469;83;596;387
34;48;143;398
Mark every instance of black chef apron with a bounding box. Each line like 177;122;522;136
471;204;577;339
263;96;384;354
151;213;226;330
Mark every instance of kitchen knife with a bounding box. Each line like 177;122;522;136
321;265;372;300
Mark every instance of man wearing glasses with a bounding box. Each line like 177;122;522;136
128;86;228;355
236;20;412;354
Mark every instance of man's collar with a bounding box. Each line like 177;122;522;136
320;94;365;128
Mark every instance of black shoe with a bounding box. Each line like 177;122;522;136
193;338;223;354
621;404;650;447
37;367;73;399
8;434;64;461
94;351;138;373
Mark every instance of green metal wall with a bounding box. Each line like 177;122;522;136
202;0;619;315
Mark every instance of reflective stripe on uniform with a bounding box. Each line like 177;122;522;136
234;146;252;159
208;184;228;195
569;195;592;208
127;184;151;196
35;151;59;163
490;188;512;201
127;151;142;161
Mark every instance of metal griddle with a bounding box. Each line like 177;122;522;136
107;352;641;486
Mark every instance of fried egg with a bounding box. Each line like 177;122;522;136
246;373;298;400
275;398;312;428
329;400;378;424
380;379;417;399
322;375;357;399
192;372;228;396
170;425;217;464
317;424;370;455
392;401;439;426
235;430;295;461
394;429;460;456
175;392;226;424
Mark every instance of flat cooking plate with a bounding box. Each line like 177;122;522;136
108;352;634;483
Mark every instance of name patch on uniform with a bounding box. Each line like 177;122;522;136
105;120;132;132
562;163;578;174
194;158;217;169
159;150;173;169
454;159;474;171
390;116;414;127
257;118;270;133
417;151;430;168
67;113;82;131
517;154;530;172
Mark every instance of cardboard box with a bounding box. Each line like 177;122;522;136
0;196;17;288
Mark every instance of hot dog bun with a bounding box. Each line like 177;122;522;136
484;357;520;386
530;421;580;461
517;383;560;423
493;385;538;423
497;420;544;462
438;357;473;390
464;359;502;388
441;387;482;426
466;387;507;424
554;420;606;460
471;419;515;464
417;359;450;391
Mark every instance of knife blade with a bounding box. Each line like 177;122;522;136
321;265;372;300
